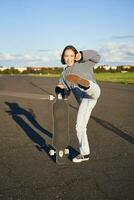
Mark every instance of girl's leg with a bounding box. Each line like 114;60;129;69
75;81;101;156
76;98;97;155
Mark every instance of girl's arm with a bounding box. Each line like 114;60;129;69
77;50;101;63
56;73;71;97
58;73;66;88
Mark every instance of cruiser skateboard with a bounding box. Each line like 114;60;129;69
49;94;70;164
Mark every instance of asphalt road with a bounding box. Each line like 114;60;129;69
0;75;134;200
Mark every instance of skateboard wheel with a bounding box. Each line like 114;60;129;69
59;150;64;157
49;149;55;156
64;148;69;155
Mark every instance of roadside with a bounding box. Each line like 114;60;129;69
1;72;134;84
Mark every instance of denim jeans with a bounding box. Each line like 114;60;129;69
71;81;101;155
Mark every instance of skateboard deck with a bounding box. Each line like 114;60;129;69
50;95;69;164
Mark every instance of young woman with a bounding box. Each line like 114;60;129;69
55;45;101;163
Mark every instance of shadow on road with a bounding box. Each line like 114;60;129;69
5;102;56;162
92;116;134;144
5;102;79;163
69;103;134;144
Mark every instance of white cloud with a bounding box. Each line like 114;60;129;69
2;43;134;67
0;53;15;61
99;42;134;65
0;49;61;66
112;35;134;39
53;49;62;60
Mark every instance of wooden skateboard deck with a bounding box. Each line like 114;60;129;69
50;95;69;164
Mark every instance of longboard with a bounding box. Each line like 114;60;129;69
50;94;70;164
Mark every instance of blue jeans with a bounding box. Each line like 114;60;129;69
71;81;101;155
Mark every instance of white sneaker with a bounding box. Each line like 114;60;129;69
72;154;89;163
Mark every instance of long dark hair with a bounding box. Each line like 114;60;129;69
61;45;78;64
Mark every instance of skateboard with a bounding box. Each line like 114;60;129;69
49;94;70;164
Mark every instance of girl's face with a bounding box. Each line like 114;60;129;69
63;49;76;67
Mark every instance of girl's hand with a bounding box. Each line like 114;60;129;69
57;84;64;89
75;52;82;61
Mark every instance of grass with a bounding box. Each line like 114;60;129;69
95;72;134;84
29;72;134;84
2;72;134;84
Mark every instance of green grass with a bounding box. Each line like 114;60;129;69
12;72;133;84
95;72;134;84
29;72;134;84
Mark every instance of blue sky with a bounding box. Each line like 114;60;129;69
0;0;134;67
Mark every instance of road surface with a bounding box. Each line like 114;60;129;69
0;75;134;200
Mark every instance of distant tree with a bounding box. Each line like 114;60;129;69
109;68;116;73
23;67;35;74
94;66;106;73
124;66;134;72
116;66;122;72
10;67;20;74
2;68;11;74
